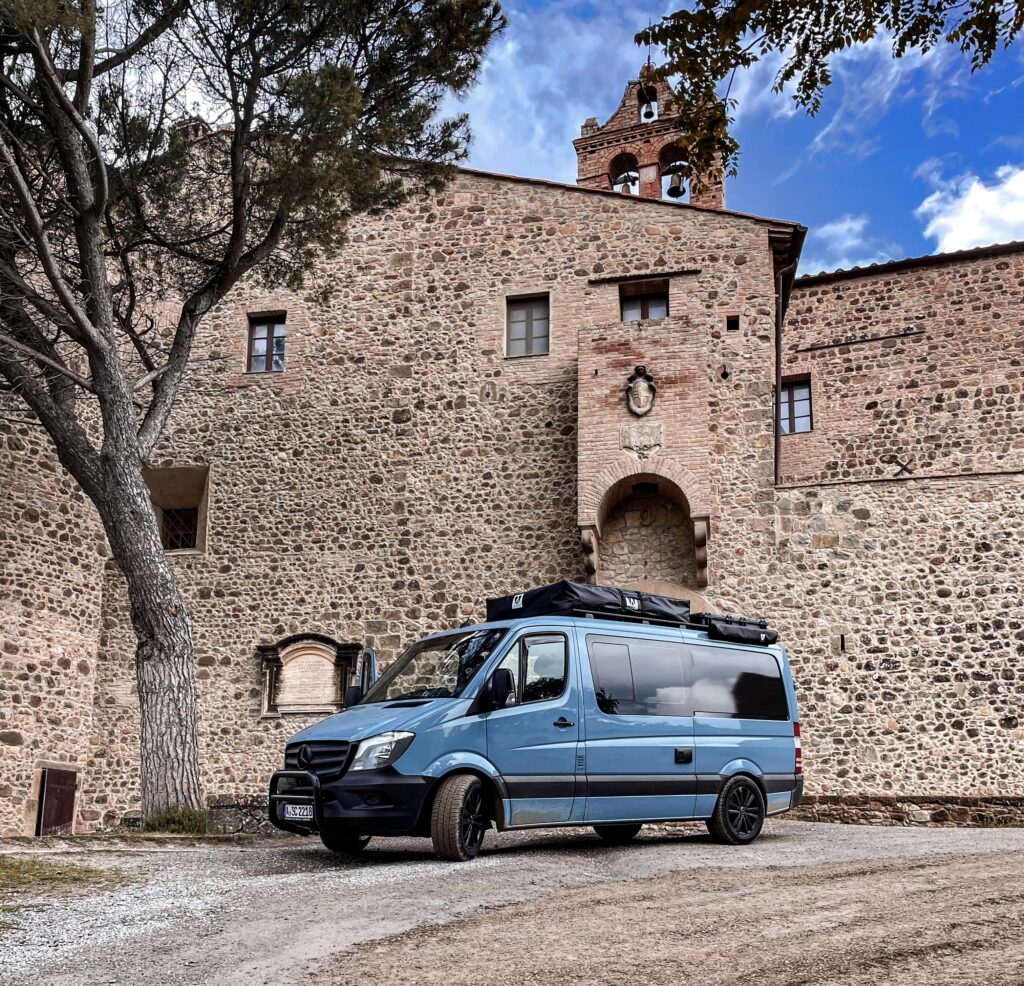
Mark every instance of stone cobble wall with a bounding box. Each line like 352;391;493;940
79;171;774;825
766;477;1024;797
0;419;105;834
783;253;1024;484
4;162;1024;832
599;492;696;588
791;795;1024;827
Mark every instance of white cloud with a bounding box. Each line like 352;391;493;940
800;212;903;275
446;2;659;183
807;34;969;158
916;164;1024;252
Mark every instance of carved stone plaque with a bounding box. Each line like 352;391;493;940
620;422;662;460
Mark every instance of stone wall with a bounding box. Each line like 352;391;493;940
599;491;697;588
782;251;1024;484
767;476;1024;797
0;418;105;834
4;163;1024;833
76;170;778;826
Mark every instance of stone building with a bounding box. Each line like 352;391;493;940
2;69;1023;835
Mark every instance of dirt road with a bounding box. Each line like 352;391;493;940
3;821;1024;986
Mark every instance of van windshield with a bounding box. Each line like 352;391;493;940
361;628;507;702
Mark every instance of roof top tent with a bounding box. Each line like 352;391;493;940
485;580;778;646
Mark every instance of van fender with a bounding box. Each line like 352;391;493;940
418;752;511;829
717;758;765;786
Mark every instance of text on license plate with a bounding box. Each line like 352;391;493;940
282;803;314;821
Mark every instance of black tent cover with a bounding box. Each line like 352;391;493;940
486;580;690;625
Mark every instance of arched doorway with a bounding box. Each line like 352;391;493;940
600;482;696;587
596;480;712;611
579;468;710;601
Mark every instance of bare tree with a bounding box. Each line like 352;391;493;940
0;0;503;818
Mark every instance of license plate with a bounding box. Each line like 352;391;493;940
281;803;314;821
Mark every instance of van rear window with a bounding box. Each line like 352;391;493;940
690;645;789;720
587;636;789;720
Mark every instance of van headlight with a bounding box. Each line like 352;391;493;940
350;731;415;771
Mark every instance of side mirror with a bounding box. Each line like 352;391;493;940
344;685;363;709
359;647;379;691
490;668;514;711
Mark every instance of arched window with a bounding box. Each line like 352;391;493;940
659;143;688;201
608;152;640;195
259;635;360;716
637;85;659;122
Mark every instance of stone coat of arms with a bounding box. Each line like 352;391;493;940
625;365;656;417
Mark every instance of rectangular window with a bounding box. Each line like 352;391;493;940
690;645;789;720
506;295;550;357
725;314;740;332
588;635;688;717
248;316;287;373
161;507;198;551
778;377;813;434
144;465;210;553
620;279;669;321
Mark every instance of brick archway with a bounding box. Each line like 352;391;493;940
579;458;709;531
578;460;709;588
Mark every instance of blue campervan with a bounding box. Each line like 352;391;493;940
268;582;803;861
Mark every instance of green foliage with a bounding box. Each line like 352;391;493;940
638;2;1024;182
139;807;209;834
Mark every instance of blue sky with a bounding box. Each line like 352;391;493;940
449;0;1024;274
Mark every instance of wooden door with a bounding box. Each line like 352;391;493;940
37;769;77;836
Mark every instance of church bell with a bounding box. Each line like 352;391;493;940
642;99;655;121
666;172;685;199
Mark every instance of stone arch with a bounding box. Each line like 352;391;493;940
580;458;709;530
579;461;709;589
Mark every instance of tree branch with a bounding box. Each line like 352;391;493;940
0;331;96;393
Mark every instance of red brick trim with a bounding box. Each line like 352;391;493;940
579;458;709;531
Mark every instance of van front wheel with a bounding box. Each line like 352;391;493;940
431;774;488;861
707;776;765;845
593;823;642;845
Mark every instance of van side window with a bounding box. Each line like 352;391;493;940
588;636;688;716
690;645;789;720
494;649;519;706
521;635;567;703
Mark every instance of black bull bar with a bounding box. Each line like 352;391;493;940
268;769;323;835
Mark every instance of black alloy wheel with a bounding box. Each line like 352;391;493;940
707;776;765;845
431;773;489;861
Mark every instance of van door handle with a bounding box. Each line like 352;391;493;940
553;717;575;729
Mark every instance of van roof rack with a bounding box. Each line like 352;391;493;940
485;581;778;645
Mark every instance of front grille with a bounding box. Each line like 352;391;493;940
284;740;352;783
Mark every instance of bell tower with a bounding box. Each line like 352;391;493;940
572;65;724;209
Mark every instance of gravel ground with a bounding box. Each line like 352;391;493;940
2;821;1024;986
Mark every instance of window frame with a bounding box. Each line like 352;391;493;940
504;293;551;358
688;643;790;721
778;376;813;435
620;292;669;321
502;632;569;706
247;314;287;374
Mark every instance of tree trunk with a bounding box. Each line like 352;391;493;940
94;455;204;817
